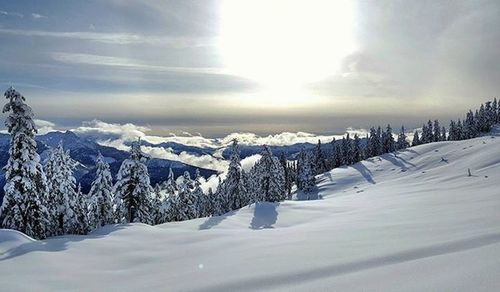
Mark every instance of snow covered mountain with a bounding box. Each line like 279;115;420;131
0;131;217;204
1;133;499;291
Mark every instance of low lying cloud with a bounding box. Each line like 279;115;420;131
34;119;56;135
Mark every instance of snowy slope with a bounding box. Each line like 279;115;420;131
1;134;500;291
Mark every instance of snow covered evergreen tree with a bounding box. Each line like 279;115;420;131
433;120;441;142
297;149;315;193
175;171;198;220
464;110;478;139
351;134;362;163
162;167;178;195
74;183;90;235
0;87;50;239
192;174;207;218
412;130;420;146
421;121;433;144
441;126;447;141
341;134;353;165
314;140;327;174
221;139;247;210
396;126;409;150
331;139;342;168
212;177;225;215
250;146;286;202
367;127;381;157
152;184;164;224
113;140;154;224
87;152;114;229
45;142;79;235
382;124;395;153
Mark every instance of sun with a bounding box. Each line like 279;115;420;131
217;0;357;87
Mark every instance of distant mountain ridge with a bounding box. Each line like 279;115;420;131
0;131;217;204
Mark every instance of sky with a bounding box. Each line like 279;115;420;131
0;0;499;137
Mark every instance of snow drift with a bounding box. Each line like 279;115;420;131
1;134;500;291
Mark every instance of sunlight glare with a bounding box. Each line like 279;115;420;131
217;0;357;87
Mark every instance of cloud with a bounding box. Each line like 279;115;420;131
219;132;340;146
0;11;24;18
51;52;227;76
34;119;57;135
31;13;47;20
0;28;213;47
74;119;149;142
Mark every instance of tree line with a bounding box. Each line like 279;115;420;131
0;87;497;239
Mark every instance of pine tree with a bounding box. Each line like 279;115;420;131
205;188;215;216
314;140;327;174
332;140;342;168
74;184;90;235
412;130;420;146
396;126;409;150
251;146;286;202
192;174;207;218
493;98;499;123
114;140;154;224
351;134;362;163
441;126;447;141
297;149;315;193
222;139;247;210
87;152;114;229
162;167;178;195
382;124;395;153
0;87;50;239
152;184;164;224
421;120;433;144
45;142;79;235
175;171;198;220
212;177;225;215
341;134;353;165
463;110;475;139
367;127;381;157
279;153;293;197
456;119;464;140
433;120;441;142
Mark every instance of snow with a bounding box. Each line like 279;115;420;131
1;134;500;291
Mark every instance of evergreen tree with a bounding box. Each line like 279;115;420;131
222;139;247;210
464;110;477;139
175;171;198;220
212;177;225;215
367;127;381;157
433;120;441;142
382;124;395;153
297;149;315;193
87;152;114;229
114;140;154;224
251;146;286;202
162;167;178;195
192;177;207;218
279;152;293;197
0;87;50;239
314;140;327;174
396;126;409;150
421;120;433;144
351;134;362;163
441;126;447;141
74;184;90;235
331;140;342;168
45;142;79;235
205;188;215;216
493;98;499;123
341;134;353;165
412;130;420;146
152;184;164;224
